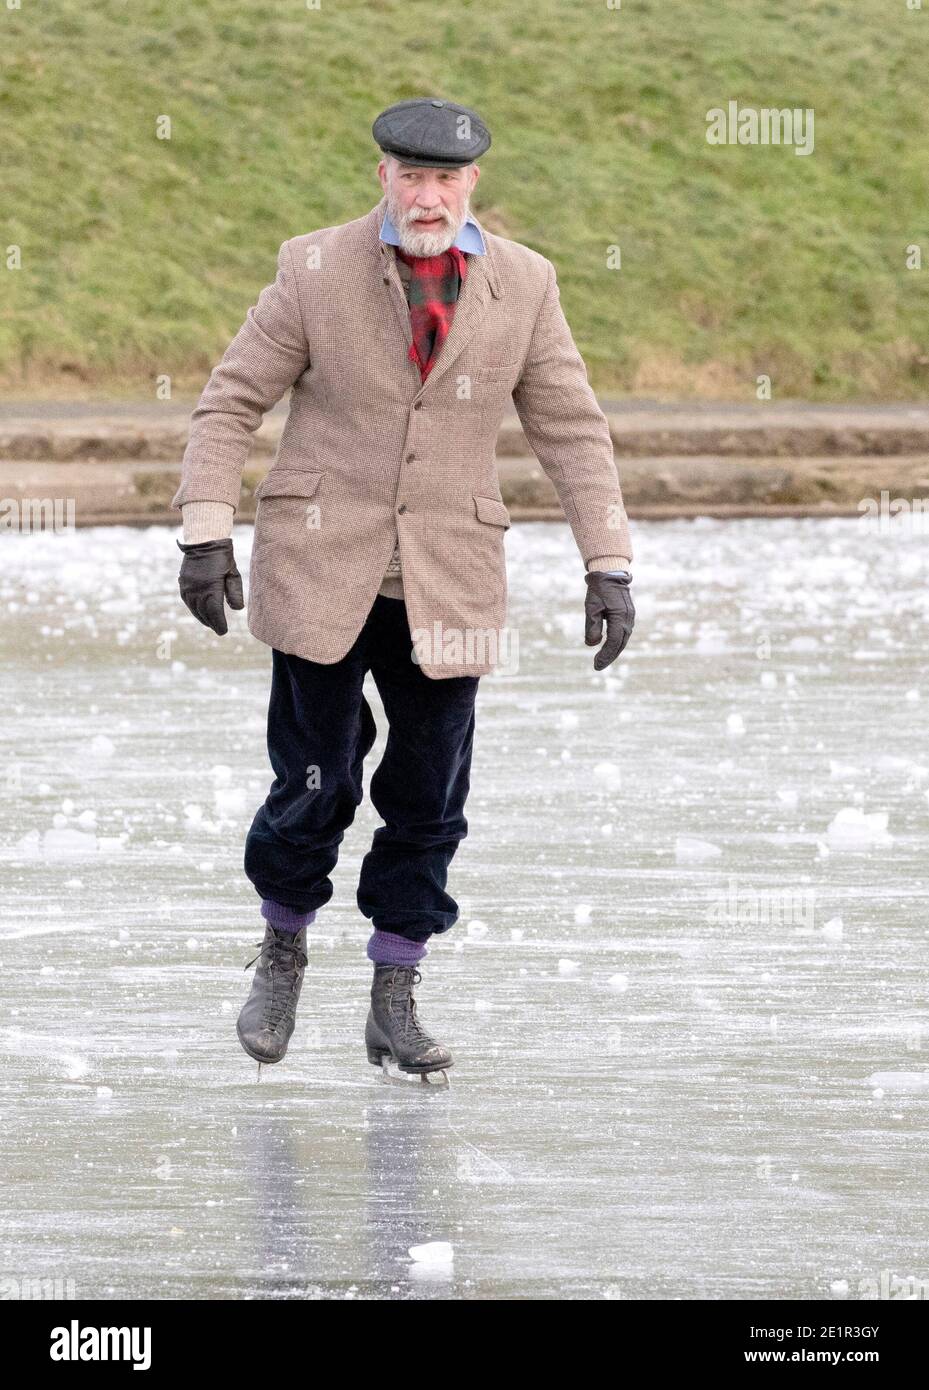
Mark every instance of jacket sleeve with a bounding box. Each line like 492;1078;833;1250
171;240;310;512
511;259;632;568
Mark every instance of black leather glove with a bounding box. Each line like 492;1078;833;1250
176;538;244;636
584;572;635;670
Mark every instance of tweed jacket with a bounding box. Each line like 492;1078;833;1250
171;194;632;679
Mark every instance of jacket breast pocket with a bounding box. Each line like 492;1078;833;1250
473;494;511;529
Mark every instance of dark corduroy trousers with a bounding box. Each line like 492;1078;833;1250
244;594;480;944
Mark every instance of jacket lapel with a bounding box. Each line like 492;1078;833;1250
366;196;501;395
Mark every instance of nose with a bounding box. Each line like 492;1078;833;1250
414;179;445;207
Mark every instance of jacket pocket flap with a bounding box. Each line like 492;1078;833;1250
474;361;521;380
254;469;324;500
473;494;511;528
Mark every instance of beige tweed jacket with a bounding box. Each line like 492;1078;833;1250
171;194;632;679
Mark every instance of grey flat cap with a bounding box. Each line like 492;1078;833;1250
372;97;491;168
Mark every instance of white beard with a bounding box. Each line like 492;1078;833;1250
387;191;469;258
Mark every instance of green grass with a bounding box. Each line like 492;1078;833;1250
1;0;928;399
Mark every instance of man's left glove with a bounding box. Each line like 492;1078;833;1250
177;537;244;636
584;572;635;670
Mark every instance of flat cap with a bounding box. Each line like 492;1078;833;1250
372;97;491;168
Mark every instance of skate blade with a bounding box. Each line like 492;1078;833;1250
378;1056;450;1089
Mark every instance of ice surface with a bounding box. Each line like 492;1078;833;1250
1;517;928;1300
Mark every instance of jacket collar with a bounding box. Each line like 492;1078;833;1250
366;195;501;300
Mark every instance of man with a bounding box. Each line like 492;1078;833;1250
172;97;635;1083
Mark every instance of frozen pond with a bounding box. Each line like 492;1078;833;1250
1;516;928;1300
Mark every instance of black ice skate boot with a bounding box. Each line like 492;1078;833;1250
365;965;453;1082
236;923;308;1071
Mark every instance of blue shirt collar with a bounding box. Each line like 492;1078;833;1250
379;208;486;255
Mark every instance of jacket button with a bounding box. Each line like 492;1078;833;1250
397;504;407;514
406;452;416;461
413;400;423;410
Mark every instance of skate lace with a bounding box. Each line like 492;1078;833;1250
243;935;307;1031
387;967;430;1042
243;936;308;973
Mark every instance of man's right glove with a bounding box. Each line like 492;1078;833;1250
584;570;635;670
177;538;244;636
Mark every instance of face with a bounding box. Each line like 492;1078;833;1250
378;157;480;257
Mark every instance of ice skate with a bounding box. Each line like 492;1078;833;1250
365;964;453;1086
236;923;308;1076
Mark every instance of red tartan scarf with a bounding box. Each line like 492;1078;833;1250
394;245;468;381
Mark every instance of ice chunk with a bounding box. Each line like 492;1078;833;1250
592;761;622;790
695;629;729;654
675;836;722;864
42;828;98;859
829;760;862;780
826;808;892;850
408;1241;454;1267
866;1072;929;1092
214;787;247;817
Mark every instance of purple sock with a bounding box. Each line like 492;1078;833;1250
366;929;428;966
261;899;317;935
